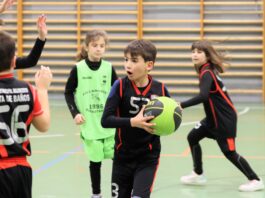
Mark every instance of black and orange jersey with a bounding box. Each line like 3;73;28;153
0;74;43;163
101;75;170;160
181;63;237;138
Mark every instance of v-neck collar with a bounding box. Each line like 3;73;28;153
130;75;153;96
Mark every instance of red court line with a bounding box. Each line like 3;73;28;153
180;147;191;157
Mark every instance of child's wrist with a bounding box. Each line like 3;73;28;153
36;87;48;92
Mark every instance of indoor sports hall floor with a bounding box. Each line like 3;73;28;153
29;101;265;198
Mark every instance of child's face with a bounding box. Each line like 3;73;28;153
191;48;207;67
86;36;106;62
124;53;153;84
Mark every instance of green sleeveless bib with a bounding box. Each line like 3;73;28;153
75;59;115;139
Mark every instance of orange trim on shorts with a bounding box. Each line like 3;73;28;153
0;145;8;158
227;138;235;151
0;156;31;170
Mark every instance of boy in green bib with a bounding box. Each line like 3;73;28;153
65;30;117;198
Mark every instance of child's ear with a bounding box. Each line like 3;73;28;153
146;61;154;71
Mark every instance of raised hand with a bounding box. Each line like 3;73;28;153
35;65;52;90
37;14;47;41
0;0;14;13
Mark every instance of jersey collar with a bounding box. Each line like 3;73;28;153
199;63;210;73
130;75;153;96
0;73;14;79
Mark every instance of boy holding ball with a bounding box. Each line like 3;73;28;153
101;39;170;198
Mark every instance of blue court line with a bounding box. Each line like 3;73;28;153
33;145;83;176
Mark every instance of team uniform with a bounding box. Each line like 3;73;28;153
101;75;170;198
0;73;43;198
181;63;259;180
64;58;117;195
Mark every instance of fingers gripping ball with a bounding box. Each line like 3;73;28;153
144;96;182;136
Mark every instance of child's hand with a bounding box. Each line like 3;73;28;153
130;105;155;134
35;66;52;91
37;14;47;41
74;114;85;125
0;0;14;13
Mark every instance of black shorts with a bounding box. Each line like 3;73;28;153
111;157;159;198
0;165;32;198
190;122;236;153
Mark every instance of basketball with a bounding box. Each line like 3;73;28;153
143;96;182;136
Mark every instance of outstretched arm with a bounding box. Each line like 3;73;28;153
181;72;213;108
15;15;47;69
0;0;14;13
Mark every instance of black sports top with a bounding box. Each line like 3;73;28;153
181;63;237;138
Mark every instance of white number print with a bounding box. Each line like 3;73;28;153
0;104;29;145
129;96;150;114
112;182;119;198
